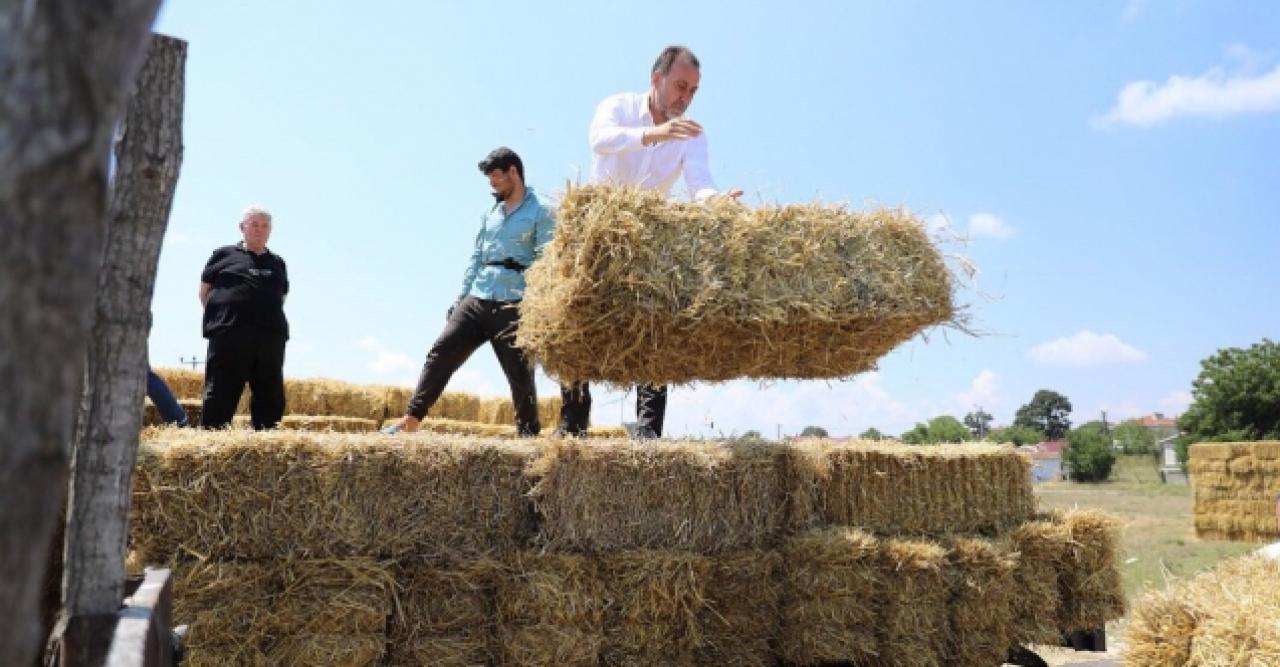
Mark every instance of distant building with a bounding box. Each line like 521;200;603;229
1135;412;1179;439
1020;439;1065;482
1158;435;1188;485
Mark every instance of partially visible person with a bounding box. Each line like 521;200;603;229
1257;493;1280;561
559;44;741;438
198;206;289;430
382;147;554;436
146;368;188;426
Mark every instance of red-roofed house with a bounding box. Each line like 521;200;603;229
1019;439;1065;481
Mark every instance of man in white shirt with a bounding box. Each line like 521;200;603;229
558;45;741;439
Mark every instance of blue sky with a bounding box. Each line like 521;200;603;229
148;1;1280;437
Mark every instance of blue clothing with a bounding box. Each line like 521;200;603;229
146;369;188;426
458;187;555;301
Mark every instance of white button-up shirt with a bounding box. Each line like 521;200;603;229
588;91;718;201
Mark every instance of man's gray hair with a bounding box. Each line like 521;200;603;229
240;206;272;224
652;45;699;76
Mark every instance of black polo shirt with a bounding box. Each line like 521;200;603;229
201;243;290;339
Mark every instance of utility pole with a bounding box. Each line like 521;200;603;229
180;355;204;371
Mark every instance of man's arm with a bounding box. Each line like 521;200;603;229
588;96;648;155
531;206;556;262
198;282;211;307
457;222;484;299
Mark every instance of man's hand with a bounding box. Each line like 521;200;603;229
644;117;703;145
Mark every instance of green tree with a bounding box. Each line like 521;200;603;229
990;425;1046;446
1179;339;1280;447
963;410;994;438
1113;420;1156;455
1014;389;1073;439
901;416;971;444
859;427;885;441
800;425;829;438
1063;424;1116;482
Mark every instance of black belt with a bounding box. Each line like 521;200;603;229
484;258;528;272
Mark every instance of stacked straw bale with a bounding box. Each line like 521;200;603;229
1126;555;1280;666
516;185;956;386
1190;441;1280;542
170;558;393;667
130;433;1125;666
478;395;564;428
131;430;538;562
787;439;1035;535
230;415;378;432
153;366;204;400
390;559;498;667
528;439;787;552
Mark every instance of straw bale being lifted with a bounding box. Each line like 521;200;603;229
528;439;786;553
1126;555;1280;666
131;430;538;561
787;439;1035;535
1190;440;1280;542
170;558;393;667
517;185;957;386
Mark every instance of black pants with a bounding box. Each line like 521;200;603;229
558;383;667;438
203;330;286;430
406;296;540;435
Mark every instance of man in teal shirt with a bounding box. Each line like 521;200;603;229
384;147;554;435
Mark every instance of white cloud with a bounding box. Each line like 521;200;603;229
1160;390;1193;414
967;213;1015;240
357;336;418;378
1028;330;1148;366
954;369;1001;411
1095;59;1280;128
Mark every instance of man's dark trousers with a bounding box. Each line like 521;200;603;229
202;329;286;430
559;383;666;438
406;296;540;435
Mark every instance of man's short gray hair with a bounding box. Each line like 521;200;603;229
240;206;272;224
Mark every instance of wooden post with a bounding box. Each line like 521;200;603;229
59;32;186;666
0;2;162;664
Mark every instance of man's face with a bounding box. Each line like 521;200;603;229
651;58;700;120
240;214;272;249
487;166;518;202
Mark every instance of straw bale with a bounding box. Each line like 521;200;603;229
779;529;883;665
476;395;563;427
171;558;392;662
786;439;1035;535
390;558;496;667
878;538;949;667
1007;516;1072;645
695;550;781;667
1057;509;1126;632
1253;441;1280;460
230;414;378;432
131;431;537;561
599;550;710;667
942;537;1017;667
1126;556;1280;667
528;439;785;552
382;386;484;423
268;634;385;666
495;552;604;667
517;185;956;386
153;366;204;400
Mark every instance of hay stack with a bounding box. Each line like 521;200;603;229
779;528;884;665
942;537;1017;666
1126;555;1280;666
495;552;604;667
599;550;711;666
142;398;202;427
131;431;538;561
153;366;204;399
528;439;786;552
695;549;781;667
516;185;956;386
476;395;563;427
390;559;497;667
230;415;378;432
383;386;484;423
171;558;393;667
1191;441;1280;542
787;439;1035;535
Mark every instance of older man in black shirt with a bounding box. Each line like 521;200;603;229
199;206;289;429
